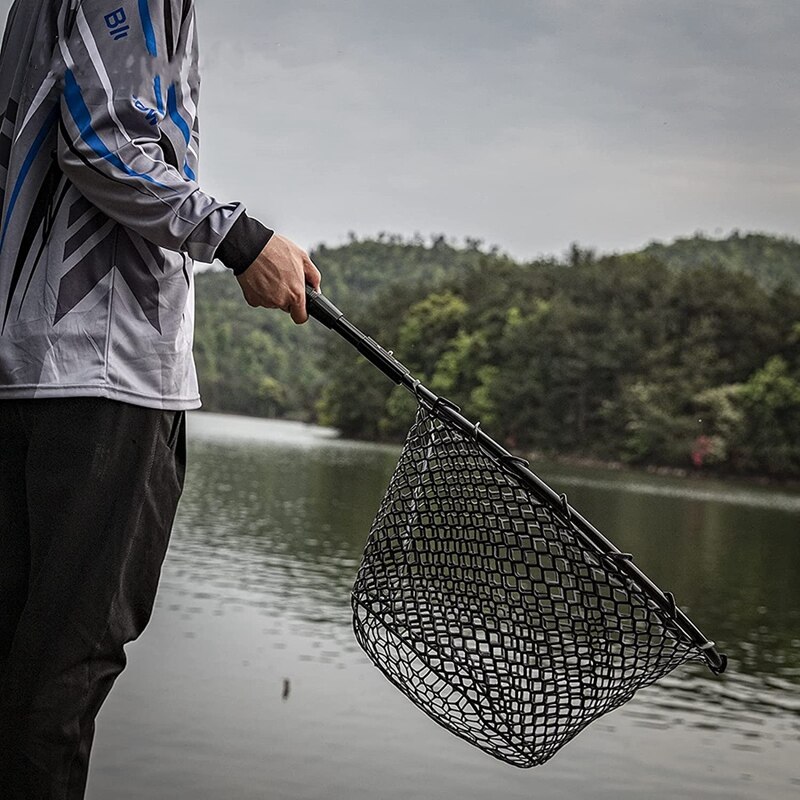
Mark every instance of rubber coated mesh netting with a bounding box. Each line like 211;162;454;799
352;405;704;767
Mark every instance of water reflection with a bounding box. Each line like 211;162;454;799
91;412;800;799
163;414;401;674
539;468;800;688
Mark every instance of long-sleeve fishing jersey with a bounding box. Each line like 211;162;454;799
0;0;272;409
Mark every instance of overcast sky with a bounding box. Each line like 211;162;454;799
5;1;800;259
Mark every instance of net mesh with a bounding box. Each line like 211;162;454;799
352;405;704;768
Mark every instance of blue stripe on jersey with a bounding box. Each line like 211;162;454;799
167;83;196;180
63;69;168;191
154;75;165;115
138;0;158;57
166;84;191;145
0;106;58;252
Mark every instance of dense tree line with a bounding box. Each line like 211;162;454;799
643;231;800;292
194;233;800;479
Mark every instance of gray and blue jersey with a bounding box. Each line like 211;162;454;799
0;0;269;409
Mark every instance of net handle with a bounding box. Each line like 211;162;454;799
306;286;728;676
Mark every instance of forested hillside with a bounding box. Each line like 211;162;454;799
643;231;800;291
194;232;800;478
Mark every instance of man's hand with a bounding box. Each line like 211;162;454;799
236;234;321;324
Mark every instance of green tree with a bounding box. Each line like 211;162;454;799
736;357;800;476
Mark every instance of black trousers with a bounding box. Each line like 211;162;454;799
0;398;186;800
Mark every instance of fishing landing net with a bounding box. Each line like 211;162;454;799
305;286;726;769
351;404;720;768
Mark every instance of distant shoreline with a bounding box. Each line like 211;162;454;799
194;408;800;494
530;450;800;493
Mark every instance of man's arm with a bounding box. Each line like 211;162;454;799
57;0;318;320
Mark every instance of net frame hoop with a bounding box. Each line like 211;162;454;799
412;383;725;674
306;287;727;676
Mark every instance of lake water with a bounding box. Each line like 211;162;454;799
87;413;800;800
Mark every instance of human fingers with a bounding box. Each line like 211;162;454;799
289;290;308;324
303;253;321;291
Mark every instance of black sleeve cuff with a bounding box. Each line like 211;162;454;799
216;212;274;276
